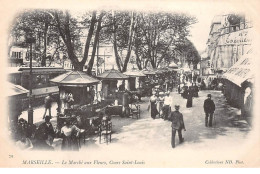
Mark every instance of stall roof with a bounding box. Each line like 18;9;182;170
168;62;178;68
50;71;100;87
97;69;129;80
223;54;254;87
6;82;29;97
141;68;156;75
123;69;146;77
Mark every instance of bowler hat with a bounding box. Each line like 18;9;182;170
175;105;180;108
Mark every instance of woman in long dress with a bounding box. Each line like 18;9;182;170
157;92;165;118
61;121;81;151
186;88;193;108
149;92;159;119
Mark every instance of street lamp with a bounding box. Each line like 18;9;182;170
25;33;36;124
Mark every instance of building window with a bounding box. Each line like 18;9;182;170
11;52;22;59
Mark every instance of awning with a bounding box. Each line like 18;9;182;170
19;67;66;75
223;53;254;87
6;82;28;97
50;71;100;87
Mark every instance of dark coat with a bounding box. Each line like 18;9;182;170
35;122;55;140
203;98;215;113
169;111;185;130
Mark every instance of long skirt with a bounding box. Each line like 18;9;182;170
186;97;193;108
162;105;171;120
61;135;79;151
151;101;158;119
157;101;164;117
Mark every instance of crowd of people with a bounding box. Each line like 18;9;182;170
147;76;216;148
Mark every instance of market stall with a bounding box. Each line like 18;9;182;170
50;71;100;130
123;69;146;99
97;69;129;116
141;68;157;96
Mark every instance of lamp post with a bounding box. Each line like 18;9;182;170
25;33;36;124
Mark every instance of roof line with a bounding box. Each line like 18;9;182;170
59;71;73;83
77;71;85;79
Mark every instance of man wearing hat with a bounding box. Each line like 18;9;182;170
34;116;55;150
203;94;216;127
169;105;186;148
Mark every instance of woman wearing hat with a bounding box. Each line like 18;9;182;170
148;92;159;119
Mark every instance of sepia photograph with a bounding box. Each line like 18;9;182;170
0;0;259;168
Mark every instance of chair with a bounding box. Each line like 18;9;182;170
130;104;140;119
98;121;112;144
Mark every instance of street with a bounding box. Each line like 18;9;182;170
20;90;251;151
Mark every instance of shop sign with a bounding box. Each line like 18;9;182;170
218;29;252;46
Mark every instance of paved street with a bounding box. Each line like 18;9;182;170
20;90;251;151
89;90;251;151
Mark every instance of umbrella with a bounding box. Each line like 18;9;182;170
97;69;129;80
50;71;100;87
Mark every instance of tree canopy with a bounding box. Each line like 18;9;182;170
9;9;199;73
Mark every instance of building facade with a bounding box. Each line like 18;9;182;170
206;14;253;73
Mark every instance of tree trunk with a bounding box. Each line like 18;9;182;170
135;48;142;70
121;12;136;72
86;14;103;75
81;11;96;67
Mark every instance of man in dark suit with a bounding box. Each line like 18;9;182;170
203;94;216;127
169;105;186;148
34;116;55;150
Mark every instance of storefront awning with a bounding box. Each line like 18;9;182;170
20;67;66;75
223;53;254;87
6;82;29;97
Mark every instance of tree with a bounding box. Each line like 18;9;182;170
111;11;136;72
175;39;201;68
53;10;97;71
133;12;197;69
10;9;66;67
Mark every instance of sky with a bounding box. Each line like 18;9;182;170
188;14;213;53
188;10;220;53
